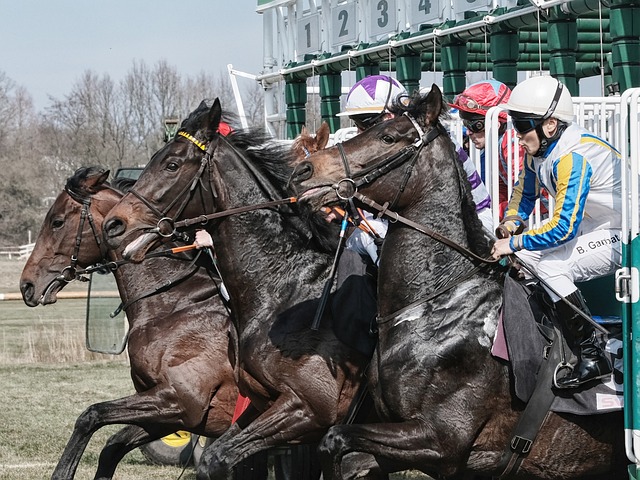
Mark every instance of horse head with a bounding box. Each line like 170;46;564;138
291;122;330;161
291;84;459;214
104;98;312;262
103;99;227;261
20;167;120;306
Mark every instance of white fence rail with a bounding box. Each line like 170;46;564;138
0;243;35;260
483;92;638;229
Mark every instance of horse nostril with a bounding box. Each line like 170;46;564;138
292;161;314;184
20;281;35;304
104;217;125;239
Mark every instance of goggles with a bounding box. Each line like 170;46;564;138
351;112;386;131
453;94;489;112
463;118;485;134
512;117;541;134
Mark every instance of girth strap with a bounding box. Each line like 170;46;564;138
494;323;564;478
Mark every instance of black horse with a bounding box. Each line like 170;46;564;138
290;85;626;479
102;101;379;479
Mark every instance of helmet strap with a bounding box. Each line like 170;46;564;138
382;75;394;112
534;120;568;157
542;81;564;120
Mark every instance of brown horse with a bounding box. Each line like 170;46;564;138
291;122;330;160
20;167;239;480
290;85;626;479
102;100;379;480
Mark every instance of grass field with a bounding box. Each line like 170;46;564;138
1;258;195;479
0;258;429;480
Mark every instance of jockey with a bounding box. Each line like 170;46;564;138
336;75;493;265
450;79;525;218
491;75;619;389
334;75;405;264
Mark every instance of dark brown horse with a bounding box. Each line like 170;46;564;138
289;85;626;479
102;101;379;480
20;167;239;479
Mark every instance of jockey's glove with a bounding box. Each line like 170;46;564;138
495;215;525;239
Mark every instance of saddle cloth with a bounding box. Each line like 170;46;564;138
493;275;623;415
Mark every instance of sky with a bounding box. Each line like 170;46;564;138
0;1;265;111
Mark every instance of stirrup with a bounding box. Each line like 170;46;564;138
552;361;574;389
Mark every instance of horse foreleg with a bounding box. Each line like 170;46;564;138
197;399;324;480
319;421;459;480
50;392;186;480
93;425;170;480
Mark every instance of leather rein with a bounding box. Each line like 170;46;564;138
329;113;501;324
130;131;297;238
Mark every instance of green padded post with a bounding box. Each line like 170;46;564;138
396;52;422;94
610;0;640;90
441;39;468;98
319;73;342;133
548;8;579;96
490;28;519;89
285;80;307;139
356;64;381;81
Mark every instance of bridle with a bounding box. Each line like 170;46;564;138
332;113;446;212
58;187;111;283
127;131;216;239
129;130;297;237
325;112;501;324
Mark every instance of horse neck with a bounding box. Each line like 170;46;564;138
205;159;331;331
109;247;220;325
376;150;488;317
93;193;218;324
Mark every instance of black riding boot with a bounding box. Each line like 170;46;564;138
554;291;612;389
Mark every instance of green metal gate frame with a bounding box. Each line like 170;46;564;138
620;88;640;479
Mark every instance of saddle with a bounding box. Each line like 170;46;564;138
497;273;623;413
492;275;623;478
493;273;623;477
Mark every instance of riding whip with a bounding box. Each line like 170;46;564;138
311;213;349;330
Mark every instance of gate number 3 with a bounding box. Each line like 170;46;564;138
377;0;389;27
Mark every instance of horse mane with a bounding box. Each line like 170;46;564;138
178;99;239;142
452;156;493;257
228;129;342;252
111;176;136;194
389;90;492;257
388;89;451;126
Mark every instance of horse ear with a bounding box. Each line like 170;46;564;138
205;98;222;141
424;84;443;126
300;126;309;136
84;169;110;193
316;122;330;150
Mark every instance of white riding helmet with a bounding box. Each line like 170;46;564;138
505;76;574;123
337;75;407;117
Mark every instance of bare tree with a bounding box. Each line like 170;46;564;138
0;75;46;245
0;60;268;245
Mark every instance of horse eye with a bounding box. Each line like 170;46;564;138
381;135;395;144
52;219;64;229
165;162;179;172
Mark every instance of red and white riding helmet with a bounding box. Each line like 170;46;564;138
450;79;511;123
